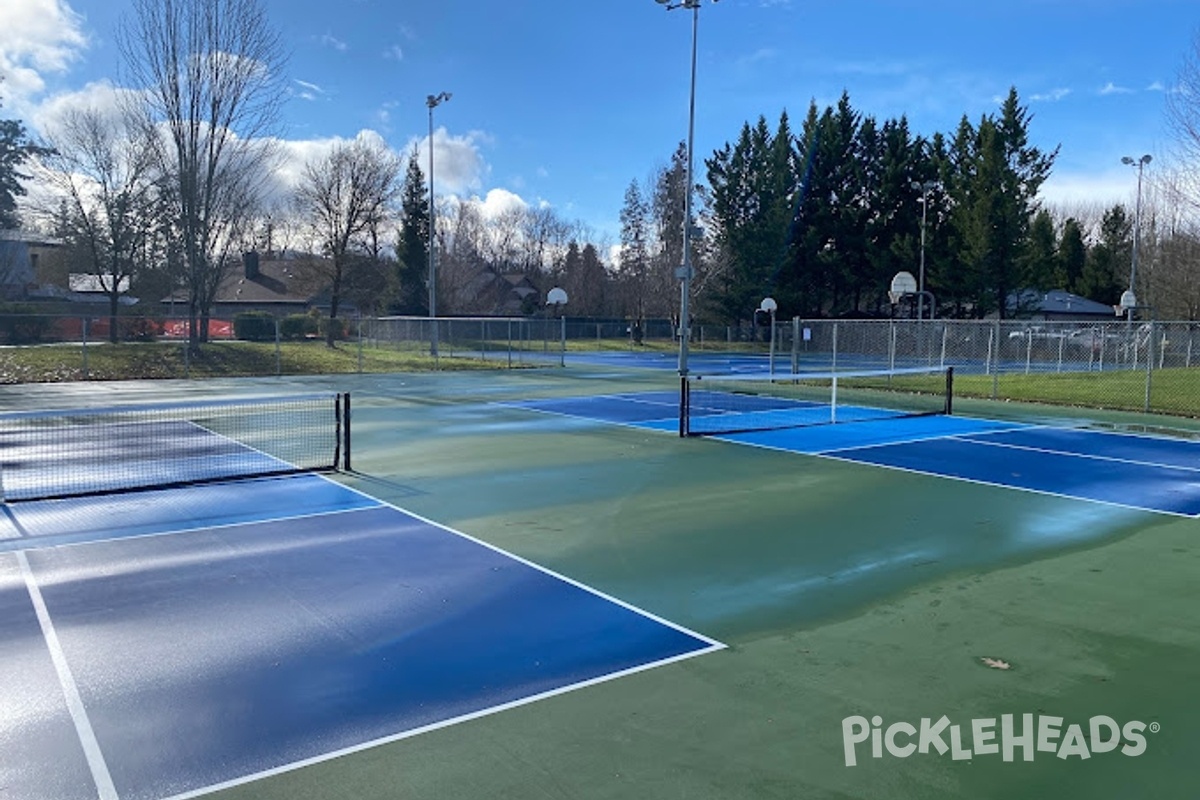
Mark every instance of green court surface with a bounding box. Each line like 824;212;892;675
4;367;1197;800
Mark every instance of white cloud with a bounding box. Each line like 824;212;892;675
319;33;347;52
408;127;488;195
0;0;88;107
1099;81;1133;96
1030;88;1071;102
384;45;403;61
265;129;392;204
477;188;528;220
1039;170;1136;209
292;79;327;102
27;80;138;135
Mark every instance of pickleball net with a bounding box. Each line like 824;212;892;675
0;392;350;502
680;367;953;437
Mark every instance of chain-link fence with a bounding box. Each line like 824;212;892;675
745;318;1200;420
0;312;580;381
1;310;1197;422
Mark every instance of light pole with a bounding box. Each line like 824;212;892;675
911;180;938;321
654;0;717;379
1120;154;1151;321
427;91;451;356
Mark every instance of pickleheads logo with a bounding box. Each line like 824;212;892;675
842;714;1158;767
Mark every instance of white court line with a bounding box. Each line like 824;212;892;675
694;426;1197;519
159;644;721;800
15;470;725;800
813;449;1197;519
155;485;727;800
943;435;1200;474
17;550;119;800
492;400;678;429
0;499;382;557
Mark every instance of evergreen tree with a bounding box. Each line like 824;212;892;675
1021;209;1058;291
705;117;782;322
0;98;53;230
393;151;429;315
944;88;1057;317
618;180;651;325
1056;217;1087;292
651;142;689;318
1078;204;1131;305
577;243;609;316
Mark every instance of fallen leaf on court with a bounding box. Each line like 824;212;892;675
980;657;1012;670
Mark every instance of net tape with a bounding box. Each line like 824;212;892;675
681;366;953;437
0;392;349;502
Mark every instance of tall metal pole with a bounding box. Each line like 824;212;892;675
427;91;451;357
1129;156;1149;298
918;190;928;321
658;0;711;378
912;180;937;321
1120;154;1151;324
679;1;698;378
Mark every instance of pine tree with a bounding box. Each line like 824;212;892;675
1078;205;1131;305
0;98;53;230
944;88;1057;317
1021;209;1058;291
618;180;651;327
393;151;430;315
1056;218;1087;292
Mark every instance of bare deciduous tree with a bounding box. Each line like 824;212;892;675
1168;30;1200;170
36;106;159;341
118;0;287;347
294;135;402;341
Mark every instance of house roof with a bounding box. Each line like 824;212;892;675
1009;289;1114;317
162;255;329;306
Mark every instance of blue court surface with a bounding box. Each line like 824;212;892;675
506;392;1200;517
1;473;721;800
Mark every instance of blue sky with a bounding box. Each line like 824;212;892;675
3;0;1197;243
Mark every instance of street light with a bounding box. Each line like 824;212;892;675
1120;154;1151;321
654;0;718;379
427;91;451;356
911;179;939;321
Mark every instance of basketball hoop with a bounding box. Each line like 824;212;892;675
889;271;917;305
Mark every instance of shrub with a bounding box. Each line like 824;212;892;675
233;311;276;342
0;305;57;345
319;316;346;340
279;313;317;340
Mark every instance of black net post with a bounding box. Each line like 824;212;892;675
944;367;954;416
341;392;352;471
679;375;690;437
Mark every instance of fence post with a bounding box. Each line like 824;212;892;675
81;318;89;380
275;316;281;375
992;320;1000;400
792;317;800;372
1145;321;1154;412
831;322;839;372
940;323;948;370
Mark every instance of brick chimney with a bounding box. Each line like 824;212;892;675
243;251;260;280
